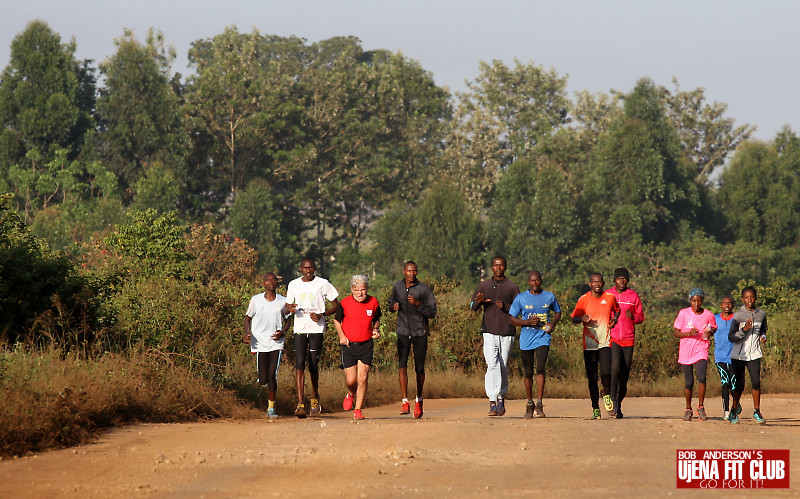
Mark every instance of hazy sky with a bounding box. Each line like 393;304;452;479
3;1;798;141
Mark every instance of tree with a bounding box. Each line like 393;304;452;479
440;59;570;209
96;29;186;190
659;78;754;181
370;180;482;281
581;78;701;245
228;178;290;273
716;137;800;248
0;21;95;178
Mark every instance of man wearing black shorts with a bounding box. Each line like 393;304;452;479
388;261;437;419
284;258;339;418
334;275;382;420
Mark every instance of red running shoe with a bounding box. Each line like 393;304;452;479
401;401;410;415
414;400;423;419
353;409;365;420
343;393;354;411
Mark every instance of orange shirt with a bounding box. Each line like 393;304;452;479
571;291;620;350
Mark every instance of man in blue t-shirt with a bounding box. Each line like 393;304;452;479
509;270;561;418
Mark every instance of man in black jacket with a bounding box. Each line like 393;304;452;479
388;261;437;419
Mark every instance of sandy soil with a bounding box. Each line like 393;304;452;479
1;395;798;498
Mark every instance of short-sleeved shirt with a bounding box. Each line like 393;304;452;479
571;291;620;350
509;290;561;351
245;293;287;352
335;295;382;343
673;307;716;365
713;313;734;364
285;276;339;334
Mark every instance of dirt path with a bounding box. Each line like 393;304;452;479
2;395;798;497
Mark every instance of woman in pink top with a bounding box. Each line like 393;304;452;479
673;288;716;422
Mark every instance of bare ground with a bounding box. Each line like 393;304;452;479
1;395;798;498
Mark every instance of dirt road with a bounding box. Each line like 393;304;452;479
1;396;798;497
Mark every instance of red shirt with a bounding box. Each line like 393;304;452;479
335;295;381;342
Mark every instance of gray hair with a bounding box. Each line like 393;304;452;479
350;274;369;289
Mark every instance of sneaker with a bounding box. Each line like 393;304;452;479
753;410;766;425
729;411;739;424
488;402;498;417
696;406;708;421
723;410;731;422
733;404;742;417
310;398;321;417
353;409;365;420
496;398;506;416
342;393;354;411
534;400;545;418
414;401;423;419
524;401;534;419
295;403;307;419
603;395;614;413
615;410;624;419
400;401;410;415
683;408;693;421
267;408;279;420
592;408;601;420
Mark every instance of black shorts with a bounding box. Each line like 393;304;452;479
397;334;428;373
520;345;549;378
295;333;323;372
341;339;374;368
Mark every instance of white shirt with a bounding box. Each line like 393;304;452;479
245;293;287;352
285;276;339;334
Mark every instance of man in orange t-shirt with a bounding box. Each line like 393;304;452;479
570;273;620;419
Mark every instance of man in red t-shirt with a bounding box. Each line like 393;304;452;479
334;274;382;420
570;273;620;419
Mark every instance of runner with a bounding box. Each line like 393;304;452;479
388;261;437;419
728;286;768;424
508;270;561;418
713;296;735;421
243;272;289;419
284;258;339;418
672;288;716;421
606;267;644;419
570;273;620;419
470;256;519;417
333;275;382;420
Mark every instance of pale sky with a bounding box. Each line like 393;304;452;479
2;1;798;141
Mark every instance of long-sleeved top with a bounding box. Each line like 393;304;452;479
729;305;768;361
470;277;519;336
605;287;645;347
387;279;437;338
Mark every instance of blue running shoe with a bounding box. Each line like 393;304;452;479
753;410;766;425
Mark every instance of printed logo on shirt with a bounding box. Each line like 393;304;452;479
366;310;373;317
601;299;607;304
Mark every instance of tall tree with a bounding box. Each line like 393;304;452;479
441;59;570;209
96;29;186;192
0;20;96;207
582;78;701;245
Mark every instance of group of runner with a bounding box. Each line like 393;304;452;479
244;256;767;423
244;258;434;420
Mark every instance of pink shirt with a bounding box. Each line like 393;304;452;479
673;307;715;365
606;287;644;347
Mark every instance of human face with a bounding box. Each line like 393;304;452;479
263;273;278;292
589;275;604;296
614;276;628;293
403;263;418;284
720;297;734;315
351;284;368;303
690;295;704;313
742;289;757;310
492;258;506;279
299;259;316;281
528;271;542;293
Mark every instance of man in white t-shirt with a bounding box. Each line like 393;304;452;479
284;258;339;418
244;272;289;419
